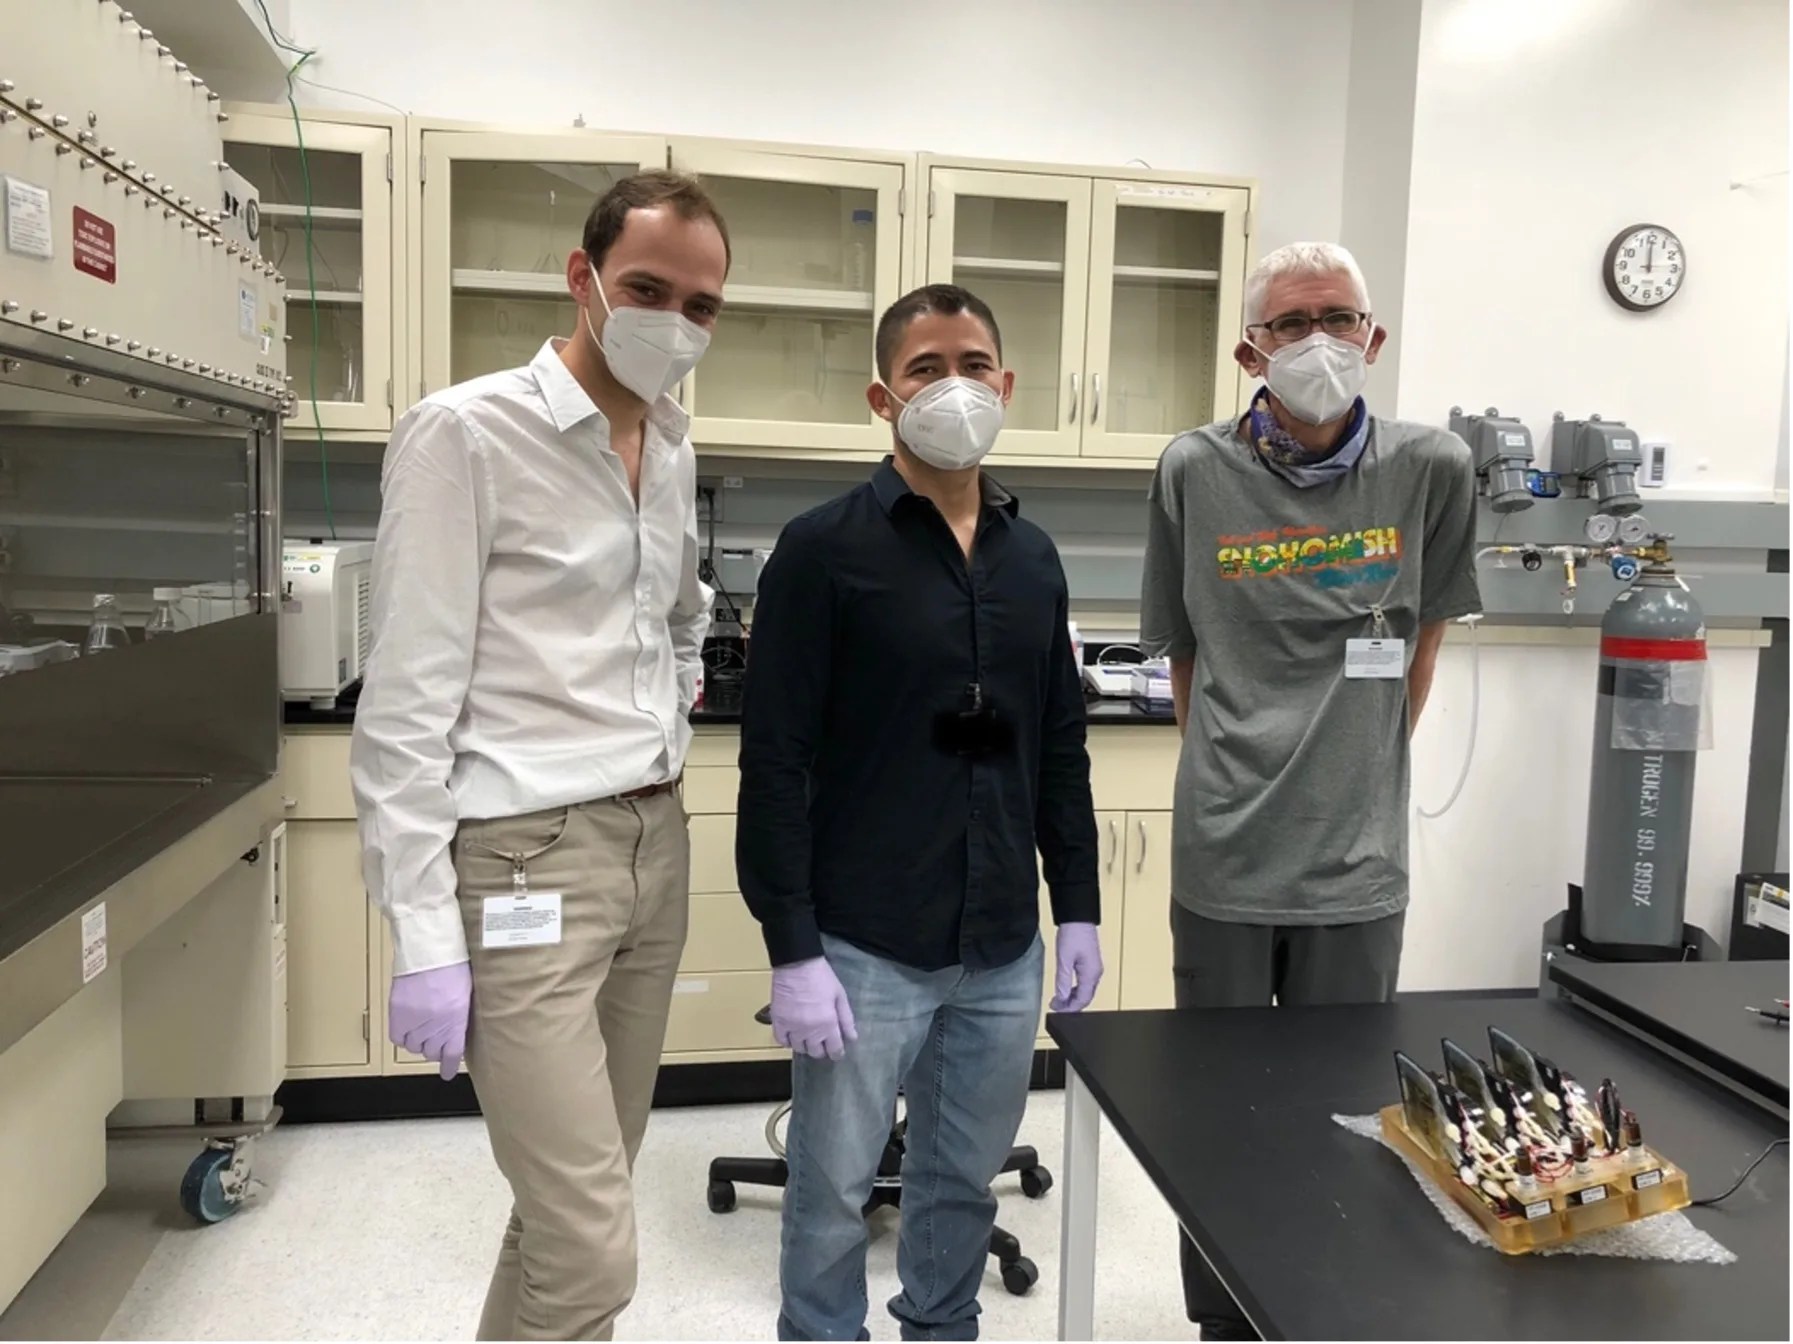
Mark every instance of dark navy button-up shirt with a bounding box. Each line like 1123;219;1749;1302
737;460;1100;972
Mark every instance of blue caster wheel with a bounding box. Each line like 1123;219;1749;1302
179;1147;239;1224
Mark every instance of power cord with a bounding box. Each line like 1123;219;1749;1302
1691;1138;1787;1207
250;0;336;539
697;485;745;630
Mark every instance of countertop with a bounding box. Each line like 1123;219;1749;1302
283;682;1178;729
1048;998;1790;1341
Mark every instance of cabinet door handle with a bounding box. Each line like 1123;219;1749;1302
1135;818;1148;874
1090;373;1102;424
1104;818;1118;873
1067;372;1080;423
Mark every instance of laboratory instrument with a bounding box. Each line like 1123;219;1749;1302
1380;1029;1689;1253
1448;406;1535;513
1551;413;1643;514
279;540;373;707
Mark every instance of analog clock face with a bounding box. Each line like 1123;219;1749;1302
1604;224;1684;311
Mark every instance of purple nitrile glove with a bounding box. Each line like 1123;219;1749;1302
1051;923;1104;1013
389;962;472;1081
770;956;858;1061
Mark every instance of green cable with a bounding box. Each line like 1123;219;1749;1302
283;52;335;540
250;0;334;540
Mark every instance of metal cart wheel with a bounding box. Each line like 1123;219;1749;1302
178;1137;257;1224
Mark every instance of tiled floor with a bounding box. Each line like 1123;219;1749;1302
3;1092;1192;1341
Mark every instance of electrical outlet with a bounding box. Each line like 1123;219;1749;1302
723;475;744;490
695;481;720;523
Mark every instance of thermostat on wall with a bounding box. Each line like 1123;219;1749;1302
1641;440;1669;488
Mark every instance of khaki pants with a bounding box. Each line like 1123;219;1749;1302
454;790;689;1341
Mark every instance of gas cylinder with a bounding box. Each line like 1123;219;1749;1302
1581;567;1707;956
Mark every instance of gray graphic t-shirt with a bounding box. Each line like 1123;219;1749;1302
1141;414;1482;925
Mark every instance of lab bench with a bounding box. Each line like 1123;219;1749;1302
276;705;1181;1094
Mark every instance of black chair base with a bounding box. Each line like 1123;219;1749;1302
707;1126;1050;1296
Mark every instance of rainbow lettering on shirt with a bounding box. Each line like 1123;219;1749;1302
1215;523;1402;587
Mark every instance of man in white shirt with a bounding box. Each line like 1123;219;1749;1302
350;171;726;1341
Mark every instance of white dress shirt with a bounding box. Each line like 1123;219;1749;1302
351;338;712;974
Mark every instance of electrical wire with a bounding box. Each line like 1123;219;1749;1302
1691;1138;1787;1207
1417;614;1482;819
292;73;410;117
247;0;336;539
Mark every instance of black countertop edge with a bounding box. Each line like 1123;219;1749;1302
284;686;1179;730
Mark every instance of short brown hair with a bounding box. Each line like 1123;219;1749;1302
581;170;732;273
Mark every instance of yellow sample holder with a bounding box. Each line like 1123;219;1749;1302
1378;1104;1691;1254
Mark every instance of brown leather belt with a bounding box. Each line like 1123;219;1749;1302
616;777;680;802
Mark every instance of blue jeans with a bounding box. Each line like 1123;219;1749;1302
777;933;1045;1342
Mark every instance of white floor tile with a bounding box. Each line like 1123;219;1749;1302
91;1093;1189;1341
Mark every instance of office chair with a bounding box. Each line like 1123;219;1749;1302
705;1006;1053;1296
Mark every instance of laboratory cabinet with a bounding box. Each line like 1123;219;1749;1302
278;724;1179;1082
223;107;404;436
921;156;1251;465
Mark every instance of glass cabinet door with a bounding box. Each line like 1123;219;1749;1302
224;114;396;433
925;169;1092;459
1080;181;1249;460
671;147;907;454
420;131;666;395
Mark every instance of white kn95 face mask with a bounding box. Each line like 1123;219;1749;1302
585;262;711;404
883;377;1005;471
1251;331;1368;426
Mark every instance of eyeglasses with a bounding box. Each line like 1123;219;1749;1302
1246;310;1371;344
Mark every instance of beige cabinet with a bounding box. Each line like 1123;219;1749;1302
1082;182;1249;459
1116;812;1176;1011
417;126;666;395
925;167;1093;459
223;109;402;435
923;156;1251;466
284;820;374;1074
669;142;910;455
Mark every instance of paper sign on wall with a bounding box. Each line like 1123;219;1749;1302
4;177;52;259
81;902;108;983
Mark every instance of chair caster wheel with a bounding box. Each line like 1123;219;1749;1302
707;1179;738;1214
1020;1166;1053;1199
1001;1255;1039;1296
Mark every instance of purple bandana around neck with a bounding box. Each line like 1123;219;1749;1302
1246;386;1370;488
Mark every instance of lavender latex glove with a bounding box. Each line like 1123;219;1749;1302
389;962;472;1080
1051;923;1104;1013
770;956;858;1061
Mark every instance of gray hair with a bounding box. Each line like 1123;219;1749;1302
1244;242;1372;326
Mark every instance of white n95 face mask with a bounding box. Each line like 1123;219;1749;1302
884;377;1005;471
584;263;711;404
1253;331;1368;426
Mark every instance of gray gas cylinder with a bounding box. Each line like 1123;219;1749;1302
1581;570;1707;955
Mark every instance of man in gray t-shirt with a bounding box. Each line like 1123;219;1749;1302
1139;242;1481;1339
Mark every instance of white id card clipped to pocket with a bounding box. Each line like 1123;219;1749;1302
482;894;563;948
1344;637;1405;680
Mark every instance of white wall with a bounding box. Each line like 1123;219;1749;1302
1395;0;1789;495
1339;0;1422;412
284;0;1350;256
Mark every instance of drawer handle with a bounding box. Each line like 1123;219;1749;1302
1135;819;1148;874
1104;818;1118;873
1067;371;1079;423
1090;372;1102;424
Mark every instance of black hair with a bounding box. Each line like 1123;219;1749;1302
874;283;1003;381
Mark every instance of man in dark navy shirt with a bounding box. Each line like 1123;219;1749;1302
737;284;1102;1342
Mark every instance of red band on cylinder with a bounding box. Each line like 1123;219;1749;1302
1600;636;1708;662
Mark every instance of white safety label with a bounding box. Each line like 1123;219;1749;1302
80;902;108;983
1632;1169;1663;1190
481;893;562;948
1522;1198;1553;1221
4;177;52;259
1344;637;1405;680
1575;1185;1608;1206
239;282;257;339
1746;882;1790;934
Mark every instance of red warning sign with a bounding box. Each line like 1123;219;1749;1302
73;207;116;283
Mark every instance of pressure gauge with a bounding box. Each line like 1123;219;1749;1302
1585;513;1619;545
1617;515;1650;545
